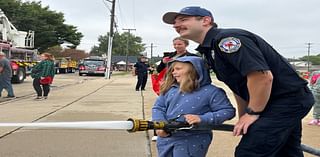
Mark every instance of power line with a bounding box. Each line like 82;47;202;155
102;0;111;12
132;0;136;28
116;0;127;28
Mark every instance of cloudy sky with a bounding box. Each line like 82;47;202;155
36;0;320;58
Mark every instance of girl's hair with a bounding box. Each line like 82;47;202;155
173;37;189;46
160;61;199;94
41;53;54;61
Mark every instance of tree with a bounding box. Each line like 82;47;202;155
45;45;63;58
59;49;89;61
90;45;100;56
300;54;320;65
45;45;89;61
0;0;83;52
90;32;145;56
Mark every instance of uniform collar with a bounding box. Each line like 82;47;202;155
196;27;220;52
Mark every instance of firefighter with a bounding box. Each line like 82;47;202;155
162;6;314;157
133;55;149;91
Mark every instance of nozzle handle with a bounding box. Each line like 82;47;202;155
127;118;165;132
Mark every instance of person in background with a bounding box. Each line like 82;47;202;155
0;51;15;98
133;55;149;91
308;71;320;126
156;37;197;73
152;56;235;157
162;6;314;157
31;53;55;100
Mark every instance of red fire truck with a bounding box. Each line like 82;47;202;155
0;8;37;83
0;42;37;83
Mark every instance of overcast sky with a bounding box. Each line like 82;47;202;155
36;0;320;58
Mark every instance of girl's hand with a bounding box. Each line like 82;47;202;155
156;130;170;137
184;114;201;125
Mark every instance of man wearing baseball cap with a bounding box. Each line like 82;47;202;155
160;6;313;157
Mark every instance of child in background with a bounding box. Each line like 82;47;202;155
152;56;235;157
308;71;320;126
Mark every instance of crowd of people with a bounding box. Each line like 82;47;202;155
0;52;55;100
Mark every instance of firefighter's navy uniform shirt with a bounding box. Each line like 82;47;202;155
196;27;314;157
196;27;309;104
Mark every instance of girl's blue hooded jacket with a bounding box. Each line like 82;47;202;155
152;56;235;136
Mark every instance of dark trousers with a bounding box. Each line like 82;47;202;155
136;74;148;90
235;116;304;157
235;88;314;157
33;78;50;97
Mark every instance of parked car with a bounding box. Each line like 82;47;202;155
78;58;106;76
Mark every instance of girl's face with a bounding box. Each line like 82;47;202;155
172;62;191;83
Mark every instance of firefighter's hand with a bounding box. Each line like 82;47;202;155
184;114;201;125
156;130;170;137
233;114;259;136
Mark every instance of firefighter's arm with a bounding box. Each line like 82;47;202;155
233;70;273;136
246;70;273;112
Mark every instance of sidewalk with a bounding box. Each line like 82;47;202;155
0;74;155;157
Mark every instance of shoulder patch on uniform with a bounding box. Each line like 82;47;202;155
218;37;241;53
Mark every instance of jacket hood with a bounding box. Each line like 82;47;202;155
172;56;211;87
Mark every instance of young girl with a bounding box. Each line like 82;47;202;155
152;56;235;157
31;53;55;100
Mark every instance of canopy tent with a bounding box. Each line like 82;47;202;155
116;61;126;65
155;61;161;65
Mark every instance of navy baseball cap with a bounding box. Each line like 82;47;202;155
163;6;213;24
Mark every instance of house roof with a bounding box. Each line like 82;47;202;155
111;56;138;64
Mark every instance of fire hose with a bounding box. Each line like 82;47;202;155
0;119;319;156
127;119;320;156
126;118;234;133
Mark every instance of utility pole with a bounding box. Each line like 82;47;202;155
105;0;116;79
306;43;312;73
150;43;153;63
149;43;157;64
144;43;157;64
123;28;136;71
